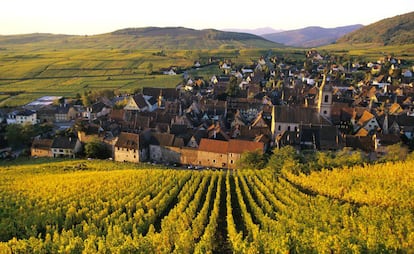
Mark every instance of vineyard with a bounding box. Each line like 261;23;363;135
0;159;413;253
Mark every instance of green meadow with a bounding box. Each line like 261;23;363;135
1;29;413;108
0;45;303;107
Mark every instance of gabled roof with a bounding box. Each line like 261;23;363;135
17;109;36;117
55;105;71;114
110;109;125;122
142;87;178;100
92;102;108;113
357;110;375;126
228;139;264;154
115;132;140;149
51;136;78;149
32;139;53;150
198;138;228;154
132;94;149;109
273;106;330;125
149;132;175;147
251;112;269;128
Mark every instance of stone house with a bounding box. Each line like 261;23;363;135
148;132;183;163
196;138;264;169
7;109;38;125
271;105;331;139
55;104;77;122
124;93;157;113
31;138;53;157
114;132;147;163
51;136;82;158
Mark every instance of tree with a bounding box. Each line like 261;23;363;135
237;150;268;169
5;123;33;149
267;146;302;174
82;91;92;107
84;140;111;159
226;76;240;97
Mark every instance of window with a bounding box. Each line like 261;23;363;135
287;126;291;131
213;159;216;163
278;125;281;131
230;160;233;164
324;94;329;103
323;110;327;115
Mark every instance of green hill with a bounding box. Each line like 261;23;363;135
337;11;414;45
0;27;282;50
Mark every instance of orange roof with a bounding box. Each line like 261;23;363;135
198;138;228;154
228;139;263;154
357;110;375;126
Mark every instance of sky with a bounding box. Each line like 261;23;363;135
1;0;413;35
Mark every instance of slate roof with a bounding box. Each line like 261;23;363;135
115;132;141;149
142;87;178;100
17;109;36;116
273;106;330;125
55;105;71;114
51;136;78;149
132;94;149;109
149;133;175;147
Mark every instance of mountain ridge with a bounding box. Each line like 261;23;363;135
262;25;363;47
0;27;282;50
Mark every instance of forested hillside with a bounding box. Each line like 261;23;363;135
337;11;414;45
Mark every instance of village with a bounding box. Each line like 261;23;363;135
1;50;414;169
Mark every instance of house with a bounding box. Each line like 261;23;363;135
51;136;82;158
163;69;177;75
197;139;229;168
227;139;264;169
354;110;379;134
196;138;264;169
124;93;157;113
83;102;111;120
36;106;56;123
148;132;182;163
271;106;331;139
7;109;38;125
114;132;147;163
55;104;77;122
31;138;53;157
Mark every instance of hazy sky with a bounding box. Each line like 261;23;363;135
1;0;413;35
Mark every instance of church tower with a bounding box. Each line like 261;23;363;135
317;74;333;119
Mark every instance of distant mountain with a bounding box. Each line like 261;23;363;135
262;25;363;47
0;27;282;50
223;27;283;36
337;11;414;45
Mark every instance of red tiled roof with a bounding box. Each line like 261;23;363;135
198;139;228;154
228;139;263;154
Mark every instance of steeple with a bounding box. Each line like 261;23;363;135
317;74;333;119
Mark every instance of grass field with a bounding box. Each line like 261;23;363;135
319;43;414;63
0;47;277;107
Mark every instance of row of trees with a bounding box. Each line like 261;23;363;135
238;143;412;175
